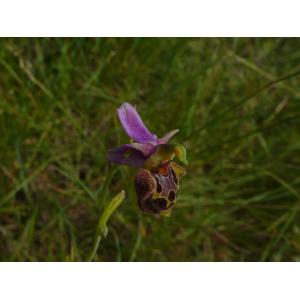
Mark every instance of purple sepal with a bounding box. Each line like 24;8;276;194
117;103;156;143
107;144;148;168
131;142;156;156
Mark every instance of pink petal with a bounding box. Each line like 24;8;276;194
157;129;179;144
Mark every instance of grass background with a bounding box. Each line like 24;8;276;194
0;38;300;261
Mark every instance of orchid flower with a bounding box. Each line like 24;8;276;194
107;102;187;216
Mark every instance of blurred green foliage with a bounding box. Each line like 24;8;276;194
0;38;300;261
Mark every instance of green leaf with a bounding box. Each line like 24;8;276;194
97;190;125;237
88;190;125;262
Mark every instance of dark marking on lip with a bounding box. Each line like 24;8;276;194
154;176;163;193
155;198;168;209
168;190;176;201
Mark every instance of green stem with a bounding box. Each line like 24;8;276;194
88;235;102;262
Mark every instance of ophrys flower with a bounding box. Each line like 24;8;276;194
107;103;187;216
